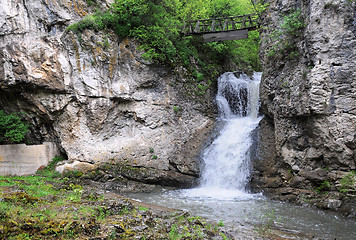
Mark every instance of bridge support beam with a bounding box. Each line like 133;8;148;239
202;29;248;42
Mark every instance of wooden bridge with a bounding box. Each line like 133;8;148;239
182;14;260;42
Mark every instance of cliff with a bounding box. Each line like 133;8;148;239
0;0;216;187
254;0;356;217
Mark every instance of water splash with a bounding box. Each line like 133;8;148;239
182;72;262;200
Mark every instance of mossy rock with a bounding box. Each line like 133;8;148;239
3;191;39;204
0;209;9;220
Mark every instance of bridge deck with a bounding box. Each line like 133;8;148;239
182;14;259;42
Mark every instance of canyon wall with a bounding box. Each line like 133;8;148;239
254;0;356;216
0;0;215;186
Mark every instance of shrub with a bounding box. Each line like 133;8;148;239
316;180;331;194
264;9;305;59
339;171;356;193
0;110;29;144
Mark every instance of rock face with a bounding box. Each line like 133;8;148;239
0;0;215;186
254;0;356;216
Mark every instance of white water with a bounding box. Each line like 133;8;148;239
181;72;262;200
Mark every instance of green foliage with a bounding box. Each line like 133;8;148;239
0;110;29;144
36;156;64;178
84;0;99;7
279;10;305;37
138;206;148;211
173;106;180;113
264;9;304;60
219;232;229;240
316;180;331;194
62;170;84;179
339;171;356;193
152;155;158;160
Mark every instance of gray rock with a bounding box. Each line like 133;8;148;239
0;0;215;186
255;0;356;217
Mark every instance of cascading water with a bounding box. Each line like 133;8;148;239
182;72;262;199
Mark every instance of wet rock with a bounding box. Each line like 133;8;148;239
327;199;342;210
301;169;327;183
265;176;283;188
290;176;304;188
339;197;356;218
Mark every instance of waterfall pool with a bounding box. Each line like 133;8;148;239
123;189;356;240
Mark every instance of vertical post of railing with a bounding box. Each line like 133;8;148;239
211;20;216;32
241;16;246;29
194;21;200;33
223;19;228;31
230;17;235;30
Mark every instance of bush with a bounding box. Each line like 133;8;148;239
264;9;305;59
0;110;29;144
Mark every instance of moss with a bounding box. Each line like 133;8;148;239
109;47;117;79
3;192;39;205
71;0;88;17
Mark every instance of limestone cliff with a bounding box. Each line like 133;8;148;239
254;0;356;217
0;0;215;187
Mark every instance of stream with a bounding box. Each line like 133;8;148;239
125;72;356;239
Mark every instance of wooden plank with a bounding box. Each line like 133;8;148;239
202;29;248;42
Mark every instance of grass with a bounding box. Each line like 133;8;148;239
0;170;227;239
254;207;280;237
0;173;96;239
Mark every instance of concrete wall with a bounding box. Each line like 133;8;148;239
0;142;58;176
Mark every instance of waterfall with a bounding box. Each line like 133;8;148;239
184;72;262;199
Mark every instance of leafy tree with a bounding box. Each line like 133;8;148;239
0;110;29;144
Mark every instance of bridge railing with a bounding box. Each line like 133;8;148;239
182;14;260;35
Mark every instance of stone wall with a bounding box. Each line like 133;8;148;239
0;142;58;175
253;0;356;217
